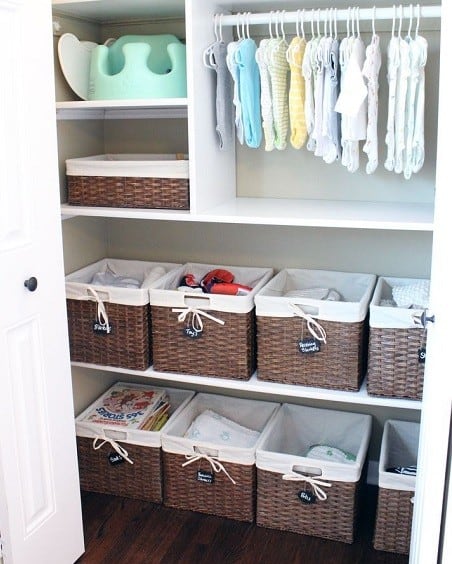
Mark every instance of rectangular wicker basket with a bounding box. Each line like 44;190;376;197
76;383;194;502
373;420;420;554
367;277;428;400
66;154;189;210
149;263;273;379
161;393;279;521
255;269;376;391
65;258;179;370
256;404;372;543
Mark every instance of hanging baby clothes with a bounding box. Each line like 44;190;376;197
335;35;368;173
312;35;330;158
394;37;410;174
256;38;275;151
267;38;289;150
302;38;315;151
411;34;427;174
338;35;351;166
362;34;382;174
236;38;262;148
287;36;307;149
384;34;400;171
205;41;234;151
404;34;428;178
226;40;244;144
305;35;320;152
321;35;341;163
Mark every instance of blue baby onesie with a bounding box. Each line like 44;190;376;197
235;39;262;149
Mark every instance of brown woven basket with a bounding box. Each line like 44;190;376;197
67;175;189;210
67;299;151;370
77;436;163;502
151;306;256;379
373;487;413;554
256;469;361;543
163;451;256;522
256;316;367;391
367;327;425;400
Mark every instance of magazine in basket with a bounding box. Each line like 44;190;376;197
79;382;168;430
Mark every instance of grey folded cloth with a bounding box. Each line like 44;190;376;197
284;287;342;301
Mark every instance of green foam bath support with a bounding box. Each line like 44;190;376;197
88;34;187;100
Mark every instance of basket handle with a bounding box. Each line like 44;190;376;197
86;286;111;302
184;294;212;307
282;465;331;502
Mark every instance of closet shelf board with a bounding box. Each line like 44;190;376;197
56;99;188;120
71;362;422;410
52;0;185;22
61;198;434;230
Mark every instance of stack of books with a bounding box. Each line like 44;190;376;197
80;382;171;431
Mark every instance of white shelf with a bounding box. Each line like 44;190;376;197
60;204;193;221
61;197;434;230
198;197;435;231
56;99;188;120
71;362;422;410
52;0;185;22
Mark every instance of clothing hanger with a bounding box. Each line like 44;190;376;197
407;4;414;39
356;6;361;38
372;6;376;38
202;13;219;69
301;10;306;40
310;9;315;40
415;3;421;37
334;8;338;40
392;4;396;38
398;4;403;39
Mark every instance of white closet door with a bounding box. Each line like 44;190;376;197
0;1;84;563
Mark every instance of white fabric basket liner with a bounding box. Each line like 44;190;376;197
370;277;430;329
66;258;180;306
66;154;189;179
149;263;273;314
255;269;376;322
256;404;372;482
76;383;195;448
161;393;279;465
379;419;420;492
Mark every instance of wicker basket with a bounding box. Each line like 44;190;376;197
367;277;429;400
66;258;179;370
161;393;279;521
66;154;189;210
76;383;194;502
149;263;273;379
374;420;420;554
255;269;376;391
256;404;372;543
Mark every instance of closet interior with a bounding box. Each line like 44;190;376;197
52;0;442;557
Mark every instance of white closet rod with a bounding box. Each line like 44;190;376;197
219;5;441;26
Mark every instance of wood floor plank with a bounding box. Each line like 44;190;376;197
76;486;409;564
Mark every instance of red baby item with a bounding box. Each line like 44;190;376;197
201;269;235;293
209;282;253;295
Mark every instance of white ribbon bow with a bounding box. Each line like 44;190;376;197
87;287;112;334
92;436;134;465
182;453;237;485
172;306;225;334
282;472;332;501
289;303;327;343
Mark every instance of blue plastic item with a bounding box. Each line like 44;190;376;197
88;34;187;100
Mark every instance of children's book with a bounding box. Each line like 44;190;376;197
80;382;167;429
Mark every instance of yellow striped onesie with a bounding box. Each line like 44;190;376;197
287;36;307;149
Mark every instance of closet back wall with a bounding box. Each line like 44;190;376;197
105;220;432;278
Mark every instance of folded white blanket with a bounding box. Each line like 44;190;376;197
284;287;342;301
392;280;430;309
184;409;260;448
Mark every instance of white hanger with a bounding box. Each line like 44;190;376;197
416;3;421;37
398;4;403;38
346;7;350;38
407;4;414;39
392;4;396;37
316;9;321;38
356;6;361;38
372;6;376;38
310;9;315;39
334;8;338;40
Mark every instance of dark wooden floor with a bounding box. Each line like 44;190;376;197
76;486;409;564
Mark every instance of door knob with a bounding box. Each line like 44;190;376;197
24;277;38;292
